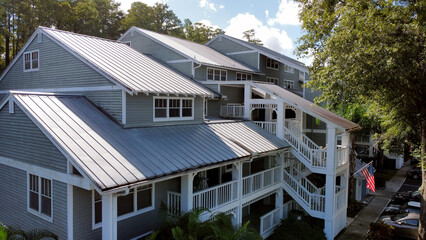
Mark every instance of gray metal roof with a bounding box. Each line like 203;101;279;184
209;34;308;72
12;93;287;190
252;83;361;132
126;27;258;73
40;27;213;97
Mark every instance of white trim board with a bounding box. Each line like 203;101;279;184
0;156;91;190
0;85;122;94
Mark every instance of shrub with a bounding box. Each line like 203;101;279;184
269;219;326;240
365;221;393;240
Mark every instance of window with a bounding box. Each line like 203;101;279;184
283;80;294;89
299;71;305;81
266;77;278;85
93;184;154;226
284;64;295;73
28;174;52;220
207;68;227;81
154;97;194;121
23;50;39;71
236;73;252;81
266;57;279;70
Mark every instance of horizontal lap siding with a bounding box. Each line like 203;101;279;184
0;165;67;239
208;37;251;54
126;93;204;127
73;187;101;240
0;103;67;173
227;52;259;70
0;34;113;90
168;62;193;78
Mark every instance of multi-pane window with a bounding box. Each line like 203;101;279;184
94;184;153;225
283;80;294;89
266;57;279;70
236;73;252;81
284;64;295;73
154;97;194;121
207;68;227;81
23;50;39;71
28;174;52;219
266;77;278;85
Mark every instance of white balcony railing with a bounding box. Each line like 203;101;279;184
260;207;282;237
253;121;277;135
242;166;282;196
335;186;346;212
193;180;238;211
167;191;181;216
336;146;348;167
220;105;244;118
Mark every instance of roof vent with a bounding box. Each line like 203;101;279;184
37;33;43;43
130;30;134;37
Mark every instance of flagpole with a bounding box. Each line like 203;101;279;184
350;161;374;178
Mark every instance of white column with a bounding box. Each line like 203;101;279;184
67;184;73;240
324;126;337;240
232;162;243;226
244;84;251;120
341;133;350;165
181;173;194;212
276;101;284;140
102;192;117;240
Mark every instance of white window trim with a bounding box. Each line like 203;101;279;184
266;57;279;70
283;79;295;89
206;67;227;81
23;50;40;72
92;184;155;230
266;77;278;85
27;172;53;222
153;96;195;122
236;72;252;81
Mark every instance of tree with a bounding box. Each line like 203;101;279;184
242;29;263;46
295;0;425;238
183;19;224;44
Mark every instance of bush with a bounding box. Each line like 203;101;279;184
365;221;393;240
269;219;326;240
347;200;364;218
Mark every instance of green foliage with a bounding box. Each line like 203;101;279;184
242;29;263;46
347;199;364;218
365;221;394;240
0;223;57;240
0;223;7;240
148;209;261;240
269;219;326;240
183;19;224;44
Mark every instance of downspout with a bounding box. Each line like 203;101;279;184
192;61;202;79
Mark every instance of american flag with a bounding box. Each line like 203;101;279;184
362;164;375;193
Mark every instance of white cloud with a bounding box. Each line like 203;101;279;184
265;10;269;18
267;0;301;26
198;20;220;30
117;0;166;12
199;0;224;12
224;13;293;54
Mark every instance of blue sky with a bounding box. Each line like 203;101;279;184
117;0;309;64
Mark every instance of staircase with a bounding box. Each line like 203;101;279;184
282;125;327;170
281;159;326;218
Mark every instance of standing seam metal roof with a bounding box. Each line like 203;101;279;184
12;93;287;190
128;27;258;73
252;83;361;132
40;27;213;97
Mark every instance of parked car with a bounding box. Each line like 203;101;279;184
392;191;421;204
382;213;419;239
406;169;423;180
384;204;405;215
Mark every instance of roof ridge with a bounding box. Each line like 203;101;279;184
40;26;124;44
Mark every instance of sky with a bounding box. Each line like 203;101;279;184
116;0;310;65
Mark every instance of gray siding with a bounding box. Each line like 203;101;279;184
0;165;67;239
194;65;261;82
121;31;186;61
73;187;101;240
221;86;244;103
0;103;67;173
126;94;204;127
207;99;221;118
208;37;251;54
226;52;259;70
168;62;193;78
0;34;113;90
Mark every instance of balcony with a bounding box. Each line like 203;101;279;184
220;105;244;118
253;121;277;135
242;166;282;196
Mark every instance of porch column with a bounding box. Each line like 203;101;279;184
341;133;350;165
181;173;194;212
232;162;243;226
244;84;251;120
324;126;337;240
102;192;117;240
276;101;284;140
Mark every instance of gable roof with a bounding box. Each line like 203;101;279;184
207;34;308;72
252;82;361;132
120;27;258;73
0;27;213;97
8;93;287;190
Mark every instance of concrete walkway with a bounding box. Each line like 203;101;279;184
336;164;411;240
